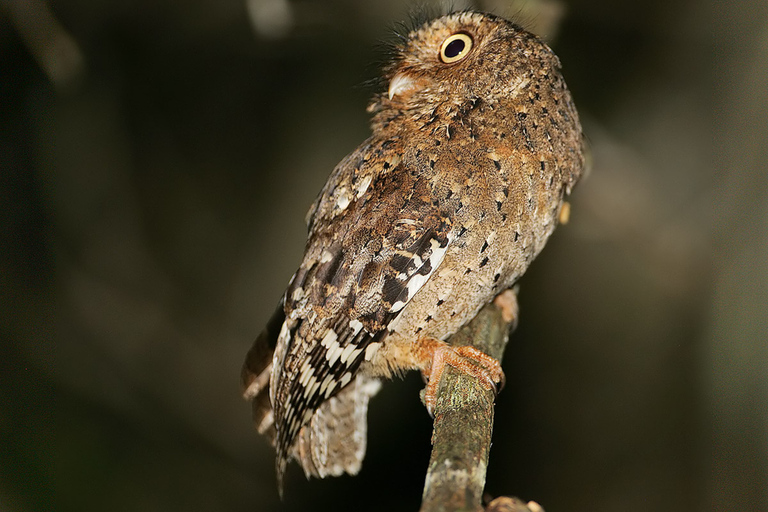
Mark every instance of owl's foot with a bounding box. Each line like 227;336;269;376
419;340;504;416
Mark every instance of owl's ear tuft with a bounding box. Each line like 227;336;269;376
403;5;441;34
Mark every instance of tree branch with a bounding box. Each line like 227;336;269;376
420;289;541;512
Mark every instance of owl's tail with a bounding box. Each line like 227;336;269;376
293;374;381;479
241;302;381;490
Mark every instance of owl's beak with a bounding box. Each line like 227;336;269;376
388;72;416;100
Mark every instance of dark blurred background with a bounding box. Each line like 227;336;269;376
1;0;766;510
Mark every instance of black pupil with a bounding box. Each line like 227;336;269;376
444;39;466;58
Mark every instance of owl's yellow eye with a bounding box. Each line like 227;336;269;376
439;33;473;63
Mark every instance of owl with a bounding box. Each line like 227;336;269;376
242;11;584;491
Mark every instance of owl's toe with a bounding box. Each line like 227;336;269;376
419;339;505;416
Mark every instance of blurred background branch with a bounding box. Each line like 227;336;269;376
3;0;85;90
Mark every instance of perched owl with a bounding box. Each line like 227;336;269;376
242;11;584;491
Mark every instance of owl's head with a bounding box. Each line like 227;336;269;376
371;11;562;120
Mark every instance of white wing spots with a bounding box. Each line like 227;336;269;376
427;236;451;269
291;286;305;302
392;247;423;268
307;379;321;400
318;374;333;395
298;359;314;386
320;328;339;349
319;374;340;398
387;234;453;314
349;319;364;335
320;250;335;263
335;189;351;211
302;374;318;396
355;174;372;198
324;382;338;398
339;372;353;387
287;415;299;435
322;328;344;366
400;237;450;304
270;319;294;403
364;342;380;361
339;344;362;365
326;343;344;366
389;300;406;313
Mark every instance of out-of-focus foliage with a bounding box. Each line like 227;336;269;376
1;0;765;511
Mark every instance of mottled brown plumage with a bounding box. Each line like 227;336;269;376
241;11;584;492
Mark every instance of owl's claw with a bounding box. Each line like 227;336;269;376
422;342;505;416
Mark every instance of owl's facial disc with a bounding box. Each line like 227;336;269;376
388;72;416;100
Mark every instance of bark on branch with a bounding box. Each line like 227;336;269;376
419;290;542;512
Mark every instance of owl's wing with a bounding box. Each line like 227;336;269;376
270;155;456;486
242;300;285;443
